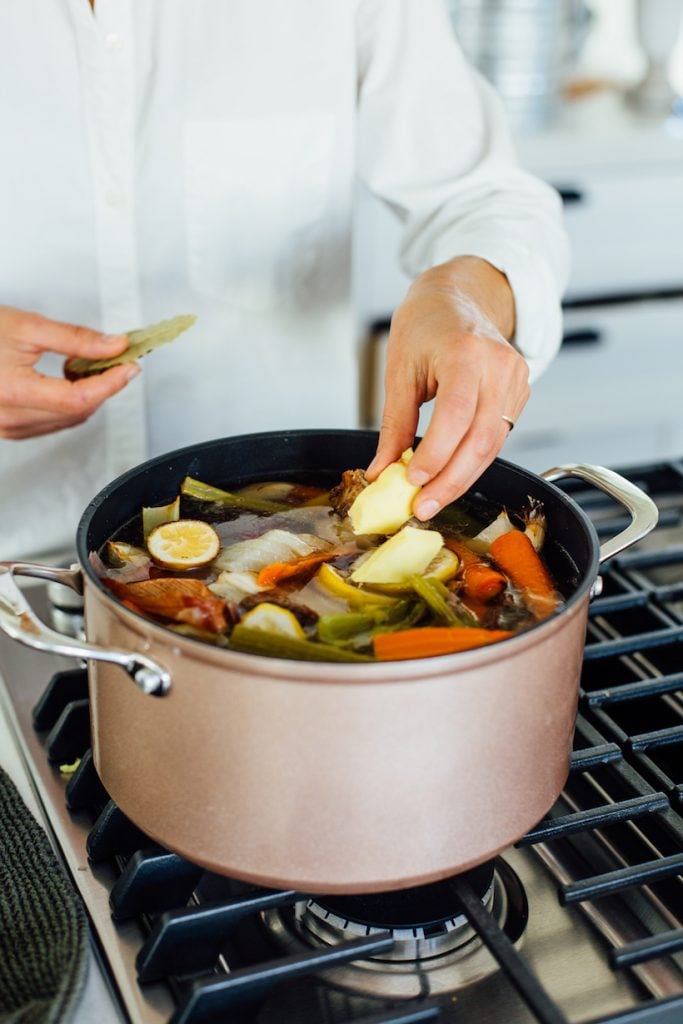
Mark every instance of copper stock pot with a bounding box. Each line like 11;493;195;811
0;431;658;893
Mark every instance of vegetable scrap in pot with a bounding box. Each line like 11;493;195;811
105;577;228;633
94;454;563;661
147;520;220;570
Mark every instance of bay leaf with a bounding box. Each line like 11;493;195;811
64;314;197;379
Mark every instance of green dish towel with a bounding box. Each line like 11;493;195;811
0;767;88;1024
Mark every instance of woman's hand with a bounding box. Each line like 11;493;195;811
367;257;529;520
0;305;138;439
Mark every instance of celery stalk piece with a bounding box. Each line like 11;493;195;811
372;599;428;635
180;476;289;513
317;599;427;648
409;575;464;626
317;611;382;645
229;624;374;662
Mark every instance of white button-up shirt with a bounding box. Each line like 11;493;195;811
0;0;568;559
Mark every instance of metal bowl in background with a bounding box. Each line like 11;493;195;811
447;0;592;132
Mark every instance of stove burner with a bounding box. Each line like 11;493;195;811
263;858;528;998
310;861;495;938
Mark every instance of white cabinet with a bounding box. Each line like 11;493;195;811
502;298;683;471
557;169;683;300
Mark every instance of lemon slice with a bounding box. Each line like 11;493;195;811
316;563;397;608
240;603;306;639
147;519;220;570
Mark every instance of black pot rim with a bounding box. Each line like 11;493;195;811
75;428;601;643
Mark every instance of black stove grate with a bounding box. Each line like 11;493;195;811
31;460;683;1024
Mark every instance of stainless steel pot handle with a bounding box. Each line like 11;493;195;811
540;464;659;564
0;562;171;696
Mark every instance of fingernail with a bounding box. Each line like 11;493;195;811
414;498;440;521
102;333;125;346
407;468;431;487
124;364;140;381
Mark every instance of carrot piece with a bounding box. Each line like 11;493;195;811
373;627;513;661
457;597;493;627
489;529;559;621
256;548;351;589
444;537;507;603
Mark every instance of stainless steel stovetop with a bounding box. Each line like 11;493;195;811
1;461;683;1024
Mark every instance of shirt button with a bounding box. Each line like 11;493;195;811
105;32;124;50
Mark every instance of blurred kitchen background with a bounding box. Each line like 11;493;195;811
354;0;683;473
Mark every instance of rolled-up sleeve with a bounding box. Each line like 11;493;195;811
356;0;570;382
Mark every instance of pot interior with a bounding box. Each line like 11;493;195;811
78;429;599;610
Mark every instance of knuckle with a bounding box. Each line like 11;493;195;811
53;385;91;416
446;334;479;369
72;386;100;414
384;342;418;385
497;342;521;370
69;324;95;352
471;426;499;461
439;389;477;425
514;357;531;388
379;407;405;438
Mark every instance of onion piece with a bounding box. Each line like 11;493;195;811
524;496;547;552
213;529;330;573
471;510;514;551
209;571;264;604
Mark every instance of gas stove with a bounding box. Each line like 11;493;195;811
1;460;683;1024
